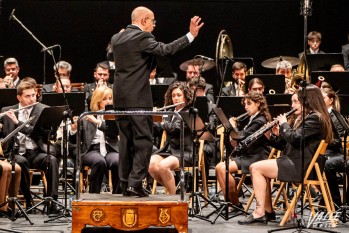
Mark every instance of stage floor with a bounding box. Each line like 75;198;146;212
1;193;348;233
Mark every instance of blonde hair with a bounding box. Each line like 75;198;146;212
90;86;113;111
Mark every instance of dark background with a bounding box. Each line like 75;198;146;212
0;0;348;88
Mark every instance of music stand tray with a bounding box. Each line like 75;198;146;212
245;74;285;94
216;96;244;118
151;84;169;108
0;88;18;109
311;71;349;94
179;111;214;142
41;92;85;116
307;53;344;73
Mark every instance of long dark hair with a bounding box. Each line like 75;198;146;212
297;84;333;143
164;82;193;106
242;91;271;121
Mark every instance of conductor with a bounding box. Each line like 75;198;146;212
111;6;204;197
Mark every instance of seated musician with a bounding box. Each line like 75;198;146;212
71;86;120;194
221;61;247;97
42;61;73;92
148;82;193;194
275;60;293;94
0;81;60;213
247;78;265;94
239;85;333;225
0;160;21;216
321;88;348;208
215;92;271;211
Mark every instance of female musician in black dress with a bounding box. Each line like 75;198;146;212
239;84;333;225
72;86;120;194
215;92;271;208
148;82;193;194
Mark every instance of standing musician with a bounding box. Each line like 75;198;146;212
0;81;60;213
111;6;203;197
215;92;271;211
239;85;333;225
148;82;193;194
71;86;120;194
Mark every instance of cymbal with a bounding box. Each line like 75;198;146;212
261;56;301;69
179;58;215;72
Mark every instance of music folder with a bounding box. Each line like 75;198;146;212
307;53;344;74
179;111;214;142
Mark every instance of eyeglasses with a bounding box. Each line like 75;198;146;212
145;17;156;25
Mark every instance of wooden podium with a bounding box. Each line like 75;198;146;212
72;193;188;233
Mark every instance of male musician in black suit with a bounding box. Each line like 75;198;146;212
0;81;60;212
3;57;21;88
84;62;113;110
342;33;349;70
42;60;73;92
221;61;247;97
111;6;204;197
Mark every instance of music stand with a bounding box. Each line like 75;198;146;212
41;92;86;116
245;74;285;95
195;96;210;124
338;95;349;117
216;96;244;118
311;71;349;94
151;84;169;108
25;106;67;216
307;53;344;74
0;89;17;109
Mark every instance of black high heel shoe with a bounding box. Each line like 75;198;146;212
238;214;267;225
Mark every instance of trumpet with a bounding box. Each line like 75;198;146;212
0;102;39;118
235;108;297;151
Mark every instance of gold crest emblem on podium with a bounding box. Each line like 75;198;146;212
122;208;137;228
159;208;171;224
90;208;105;222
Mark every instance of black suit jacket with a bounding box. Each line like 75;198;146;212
342;43;349;70
221;84;237;97
0;103;49;156
111;24;190;108
269;112;324;182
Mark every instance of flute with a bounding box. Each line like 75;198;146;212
157;102;185;111
0;102;39;118
235;112;249;121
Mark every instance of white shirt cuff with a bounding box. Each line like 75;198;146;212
186;32;194;43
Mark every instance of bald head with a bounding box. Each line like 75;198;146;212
131;6;155;32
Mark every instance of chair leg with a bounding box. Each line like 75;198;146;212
280;184;302;226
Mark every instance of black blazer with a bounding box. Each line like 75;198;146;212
233;113;270;173
269;112;324;182
221;84;237;97
342;43;349;70
0;103;51;156
153;107;193;165
111;24;190;108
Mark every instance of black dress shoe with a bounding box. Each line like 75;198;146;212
265;211;276;221
49;204;62;215
238;214;267;225
127;186;149;197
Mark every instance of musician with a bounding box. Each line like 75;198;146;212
111;6;203;197
215;92;271;211
247;78;265;94
71;86;120;194
148;82;193;194
330;64;345;72
0;160;21;216
321;88;347;207
239;85;333;225
0;78;7;89
84;62;113;110
3;57;21;88
342;33;349;70
0;81;60;213
42;61;72;92
275;60;293;94
221;61;247;97
185;61;214;103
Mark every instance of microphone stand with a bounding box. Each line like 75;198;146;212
9;9;59;87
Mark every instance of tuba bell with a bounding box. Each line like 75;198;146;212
290;72;304;91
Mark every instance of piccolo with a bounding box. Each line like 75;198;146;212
0;102;39;118
156;102;185;111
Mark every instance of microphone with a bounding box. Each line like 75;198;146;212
196;55;214;61
223;56;235;63
41;44;60;52
9;9;15;21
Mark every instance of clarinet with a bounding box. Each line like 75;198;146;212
236;108;297;151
